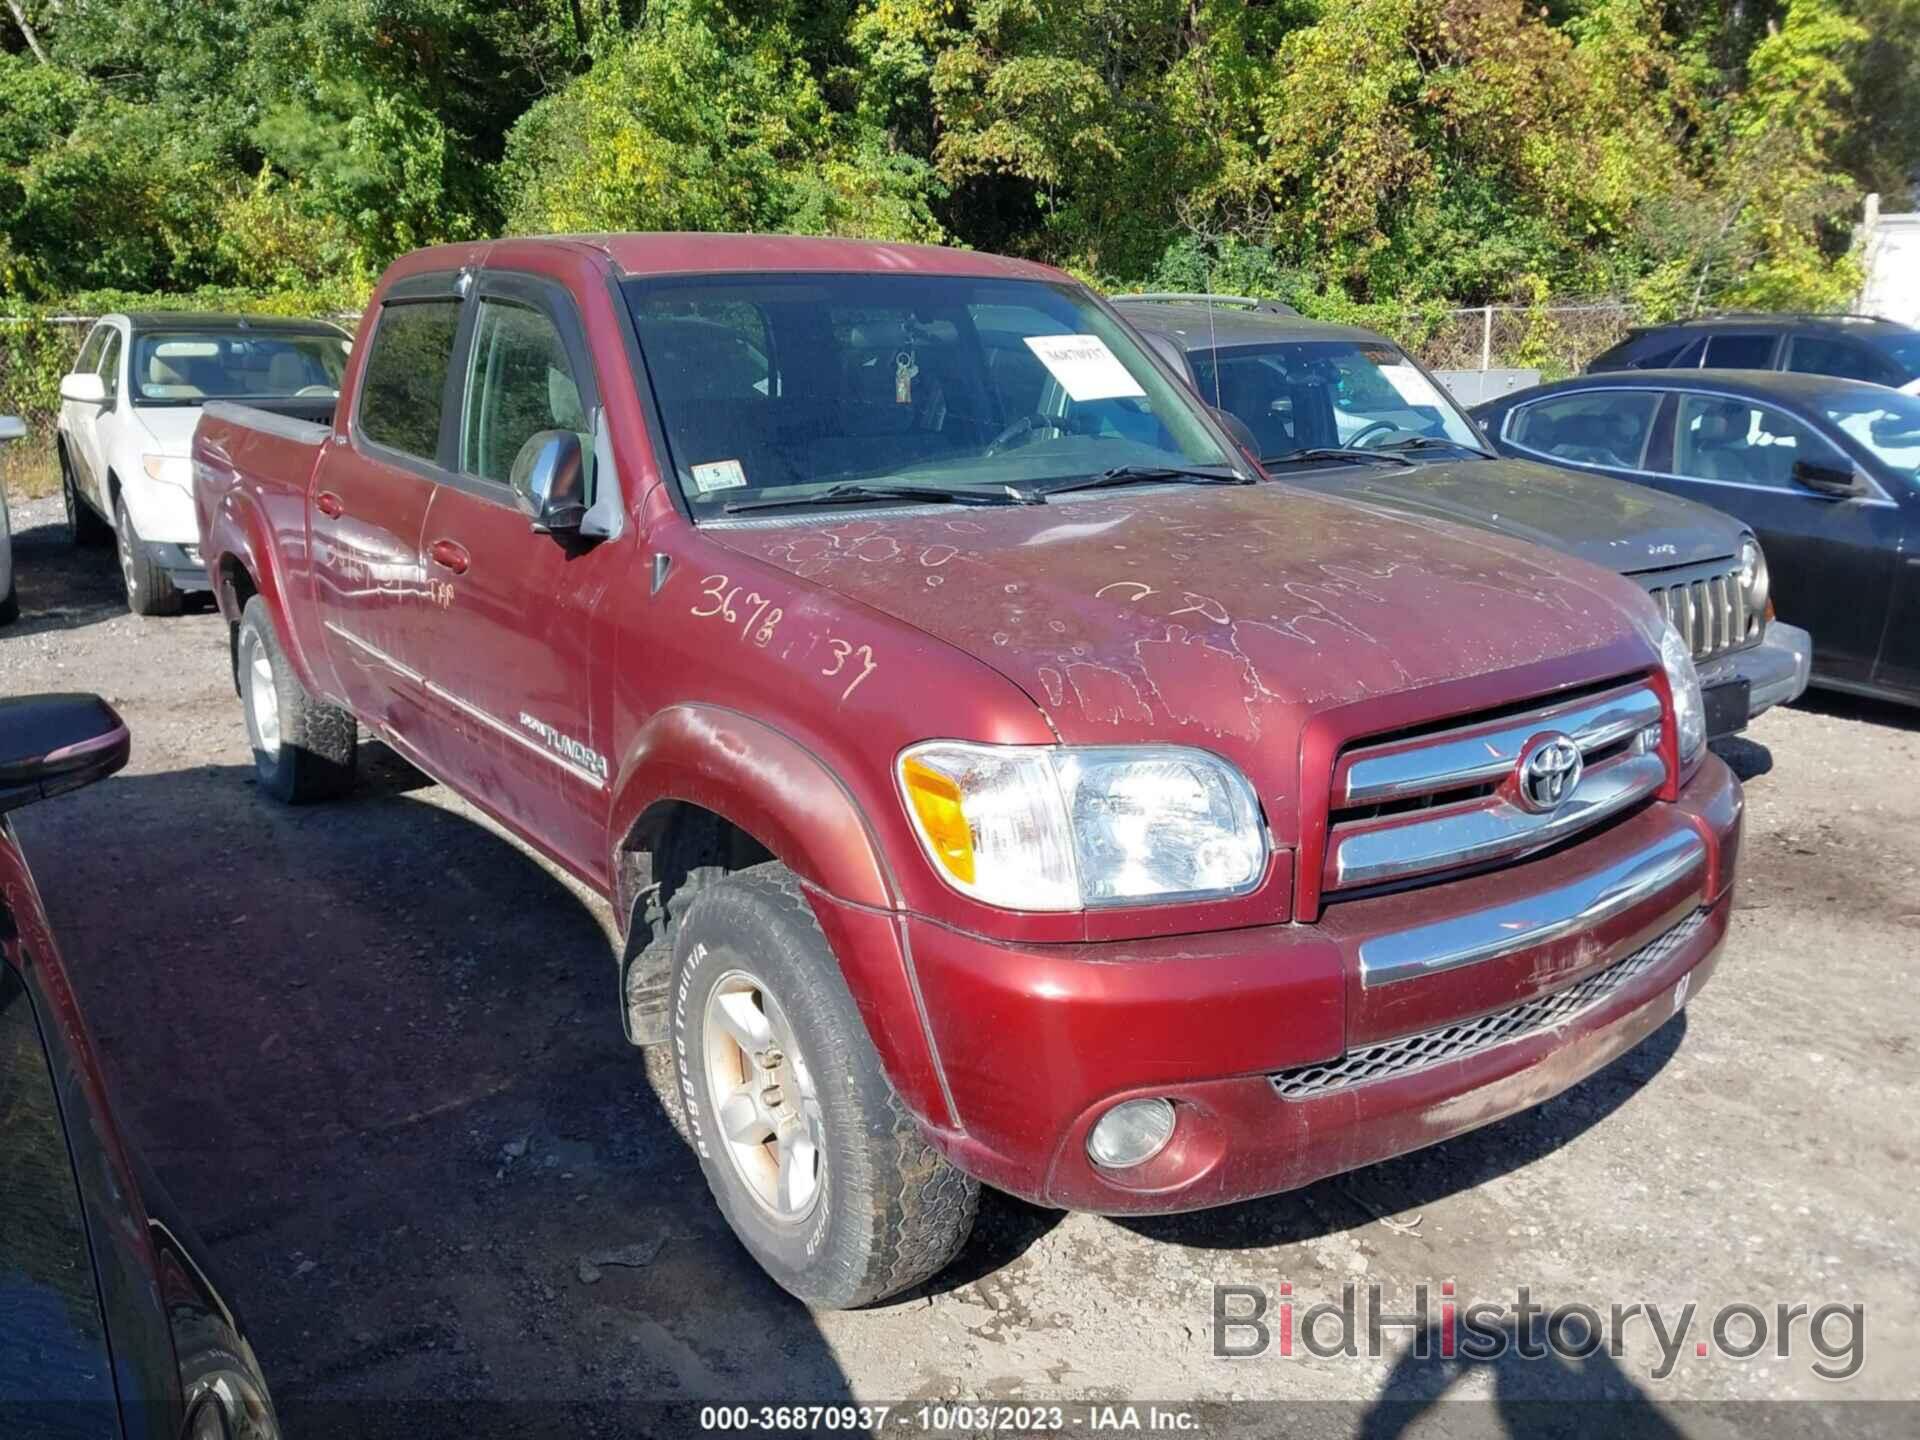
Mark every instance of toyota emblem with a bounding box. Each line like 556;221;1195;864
1516;732;1583;813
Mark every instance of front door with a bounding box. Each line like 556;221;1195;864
311;281;464;737
1655;392;1902;688
60;323;116;508
413;272;629;880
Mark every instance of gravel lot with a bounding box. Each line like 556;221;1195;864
3;490;1917;1435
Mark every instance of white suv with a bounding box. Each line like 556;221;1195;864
57;313;352;615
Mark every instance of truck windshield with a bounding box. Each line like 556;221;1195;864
130;330;351;407
1188;340;1487;463
621;274;1237;514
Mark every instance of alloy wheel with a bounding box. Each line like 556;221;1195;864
702;969;825;1221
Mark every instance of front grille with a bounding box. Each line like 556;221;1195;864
1269;909;1706;1100
1642;565;1754;662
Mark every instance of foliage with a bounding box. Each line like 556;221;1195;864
2;0;1913;346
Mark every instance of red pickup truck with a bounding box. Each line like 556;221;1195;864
193;235;1742;1309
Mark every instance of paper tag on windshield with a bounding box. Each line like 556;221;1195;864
690;459;748;493
1379;364;1448;409
1023;335;1146;403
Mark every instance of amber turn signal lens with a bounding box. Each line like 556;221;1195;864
901;756;975;884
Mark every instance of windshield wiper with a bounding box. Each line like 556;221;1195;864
1262;446;1417;470
1029;464;1255;500
1375;435;1494;458
724;481;1038;514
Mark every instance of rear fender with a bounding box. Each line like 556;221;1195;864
202;474;324;700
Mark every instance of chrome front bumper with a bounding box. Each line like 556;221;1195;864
1700;620;1812;723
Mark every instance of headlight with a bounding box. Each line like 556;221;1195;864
898;741;1267;910
1737;535;1769;632
1658;621;1706;766
142;453;193;489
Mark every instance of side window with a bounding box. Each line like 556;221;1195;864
459;299;588;485
1786;336;1897;386
1671;395;1848;489
1700;333;1775;369
72;325;106;376
358;299;463;462
1508;392;1661;469
95;329;121;402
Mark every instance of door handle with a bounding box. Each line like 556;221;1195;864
428;538;471;575
315;490;344;518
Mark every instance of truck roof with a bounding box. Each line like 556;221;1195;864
385;233;1073;286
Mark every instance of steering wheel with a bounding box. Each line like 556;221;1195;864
1345;419;1400;448
986;413;1070;457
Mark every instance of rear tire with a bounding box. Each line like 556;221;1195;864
237;596;357;803
670;862;978;1308
114;494;183;617
62;448;111;547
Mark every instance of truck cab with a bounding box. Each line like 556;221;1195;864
193;234;1742;1309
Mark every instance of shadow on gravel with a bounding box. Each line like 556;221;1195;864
15;753;853;1433
3;515;129;639
1710;733;1772;781
1113;1014;1685;1254
1790;687;1920;732
1361;1317;1684;1439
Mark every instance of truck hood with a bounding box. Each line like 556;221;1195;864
1279;456;1739;573
709;483;1653;752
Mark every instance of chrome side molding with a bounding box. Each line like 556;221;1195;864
1340;685;1662;808
1357;827;1706;988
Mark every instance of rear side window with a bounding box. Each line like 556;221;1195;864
359;300;462;462
1507;391;1661;469
1701;333;1775;369
460;300;589;484
1786;336;1899;386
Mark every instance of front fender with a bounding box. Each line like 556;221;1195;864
608;704;961;1131
608;703;899;921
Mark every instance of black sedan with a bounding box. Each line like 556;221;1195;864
1474;370;1920;707
1;694;278;1440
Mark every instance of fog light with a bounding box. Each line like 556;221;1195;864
1086;1098;1176;1169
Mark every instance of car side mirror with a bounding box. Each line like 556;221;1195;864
508;429;589;536
59;372;107;405
1790;458;1865;498
1208;406;1262;461
0;694;131;813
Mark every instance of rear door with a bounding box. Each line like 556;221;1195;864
414;269;628;878
1657;389;1901;687
313;275;466;739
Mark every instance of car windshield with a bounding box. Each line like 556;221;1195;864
1870;333;1920;384
621;274;1237;513
1187;340;1486;462
1822;388;1920;483
130;329;350;407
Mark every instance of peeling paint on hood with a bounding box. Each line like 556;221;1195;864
707;483;1655;753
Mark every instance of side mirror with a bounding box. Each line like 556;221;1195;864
508;429;589;535
1209;406;1262;462
0;415;25;443
0;694;131;813
1791;458;1865;498
60;372;107;405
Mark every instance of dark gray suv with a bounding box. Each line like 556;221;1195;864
1114;293;1811;735
1586;312;1920;391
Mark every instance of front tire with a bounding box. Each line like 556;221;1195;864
671;863;978;1308
114;494;183;617
0;577;16;626
237;596;357;803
